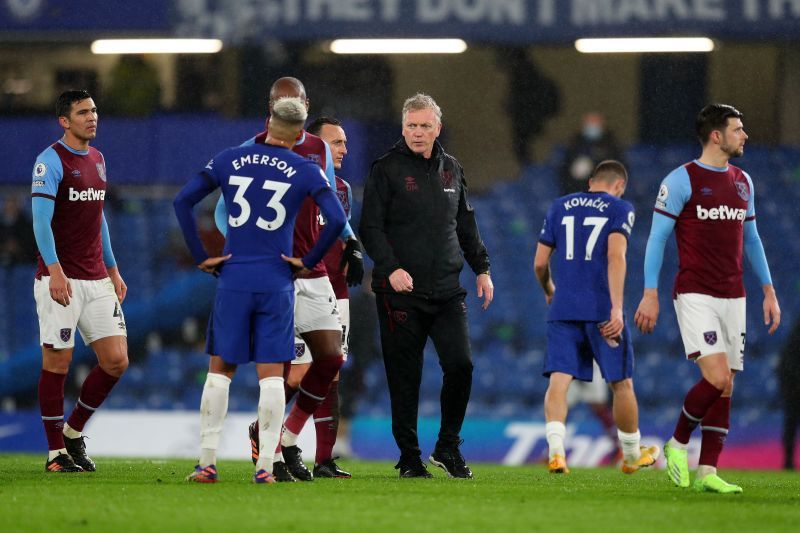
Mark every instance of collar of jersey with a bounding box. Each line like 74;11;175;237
58;139;89;156
693;159;728;172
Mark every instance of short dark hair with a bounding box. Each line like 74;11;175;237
307;116;341;136
590;160;628;184
696;103;743;145
56;90;92;118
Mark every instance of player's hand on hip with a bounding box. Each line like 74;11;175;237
281;254;312;278
340;238;364;287
107;267;127;304
48;265;72;307
198;254;232;277
634;290;659;334
477;272;494;310
389;269;413;293
763;288;781;334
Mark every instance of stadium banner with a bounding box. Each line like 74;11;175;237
2;1;800;42
0;410;792;470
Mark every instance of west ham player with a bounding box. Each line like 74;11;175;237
173;97;346;484
32;90;129;473
635;104;781;494
307;116;358;478
215;78;363;481
534;160;659;475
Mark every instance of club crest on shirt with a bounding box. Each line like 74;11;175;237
703;331;717;345
34;162;47;177
294;343;306;359
735;181;749;201
60;328;72;343
96;163;106;182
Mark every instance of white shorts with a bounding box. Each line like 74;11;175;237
673;293;746;371
567;361;609;406
292;277;342;365
34;276;127;350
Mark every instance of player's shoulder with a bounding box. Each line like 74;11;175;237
610;194;635;212
663;163;692;184
299;130;326;152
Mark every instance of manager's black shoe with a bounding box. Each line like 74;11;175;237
313;458;352;478
430;441;473;479
45;452;83;473
282;445;313;481
396;456;433;478
64;436;96;472
272;461;297;482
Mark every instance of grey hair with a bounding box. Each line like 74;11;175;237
271;96;308;124
402;93;442;124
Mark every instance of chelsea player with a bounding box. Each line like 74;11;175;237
533;160;659;475
173;97;346;484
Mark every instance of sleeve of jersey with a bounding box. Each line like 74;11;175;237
609;202;635;240
31;197;58;265
100;212;117;268
214;195;228;237
173;172;218;264
538;204;556;247
306;187;347;269
323;141;355;240
344;179;353;221
31;147;63;199
653;166;692;220
643;212;676;289
743;171;756;220
743;218;773;286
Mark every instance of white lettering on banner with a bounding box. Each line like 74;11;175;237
572;0;728;25
770;0;800;17
307;0;372;21
537;0;557;24
417;0;525;24
378;0;402;20
502;422;550;465
743;0;760;19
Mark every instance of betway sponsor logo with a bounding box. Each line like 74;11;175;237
696;204;746;221
69;187;105;201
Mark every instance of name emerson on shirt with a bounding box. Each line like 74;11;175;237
215;152;304;178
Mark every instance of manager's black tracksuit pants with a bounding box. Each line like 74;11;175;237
375;291;474;459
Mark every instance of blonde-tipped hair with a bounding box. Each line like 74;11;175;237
402;93;442;124
271;96;308;125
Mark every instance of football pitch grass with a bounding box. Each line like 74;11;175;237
1;455;798;532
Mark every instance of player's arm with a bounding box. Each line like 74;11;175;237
31;149;73;307
604;233;627;339
635;168;688;333
323;141;356;242
742;174;780;333
283;186;347;275
533;242;555;306
338;178;364;286
173;171;230;276
100;212;126;303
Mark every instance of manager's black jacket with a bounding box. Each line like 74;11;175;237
360;139;490;299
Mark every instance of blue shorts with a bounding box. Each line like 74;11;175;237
206;288;295;365
543;320;634;383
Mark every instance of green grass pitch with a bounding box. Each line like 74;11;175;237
1;454;798;532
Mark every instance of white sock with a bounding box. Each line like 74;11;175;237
697;465;717;479
545;421;567;460
668;436;688;450
63;424;81;439
280;427;300;448
198;373;231;467
48;448;67;461
256;377;285;473
617;429;642;463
